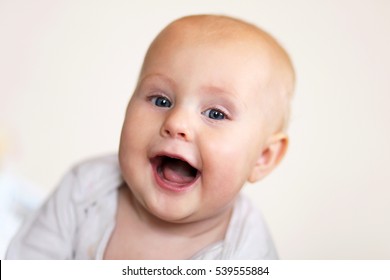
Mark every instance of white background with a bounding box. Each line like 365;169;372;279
1;0;389;259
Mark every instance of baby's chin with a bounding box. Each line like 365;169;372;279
146;200;201;223
135;196;210;225
148;197;234;228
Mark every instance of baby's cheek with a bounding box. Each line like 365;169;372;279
204;146;247;193
123;110;157;141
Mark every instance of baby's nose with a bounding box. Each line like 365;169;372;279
160;108;194;141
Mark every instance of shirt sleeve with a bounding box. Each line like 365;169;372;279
5;169;79;259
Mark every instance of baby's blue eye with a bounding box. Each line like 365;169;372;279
152;96;172;108
203;109;227;120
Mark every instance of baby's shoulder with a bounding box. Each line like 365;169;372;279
59;154;123;205
72;154;120;177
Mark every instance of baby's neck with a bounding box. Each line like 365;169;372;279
104;185;232;259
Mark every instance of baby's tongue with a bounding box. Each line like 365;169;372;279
161;158;196;184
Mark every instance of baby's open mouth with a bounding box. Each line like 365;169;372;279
151;155;200;187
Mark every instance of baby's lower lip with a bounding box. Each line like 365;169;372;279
150;158;199;193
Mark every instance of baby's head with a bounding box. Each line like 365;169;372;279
119;15;295;223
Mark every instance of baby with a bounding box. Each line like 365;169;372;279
7;14;295;259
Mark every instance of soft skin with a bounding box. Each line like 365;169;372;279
119;16;293;226
108;15;294;259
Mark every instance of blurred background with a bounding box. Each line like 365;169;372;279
1;0;389;259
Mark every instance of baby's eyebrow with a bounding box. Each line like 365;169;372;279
138;74;247;111
201;85;236;97
200;85;247;111
138;73;176;89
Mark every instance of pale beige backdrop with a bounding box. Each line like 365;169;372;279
1;0;389;259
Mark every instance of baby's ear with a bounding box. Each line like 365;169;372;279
248;133;288;183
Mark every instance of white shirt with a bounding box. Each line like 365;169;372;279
6;155;278;259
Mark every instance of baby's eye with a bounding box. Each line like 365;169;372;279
151;96;172;108
203;108;227;120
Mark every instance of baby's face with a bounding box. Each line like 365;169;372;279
119;20;288;223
